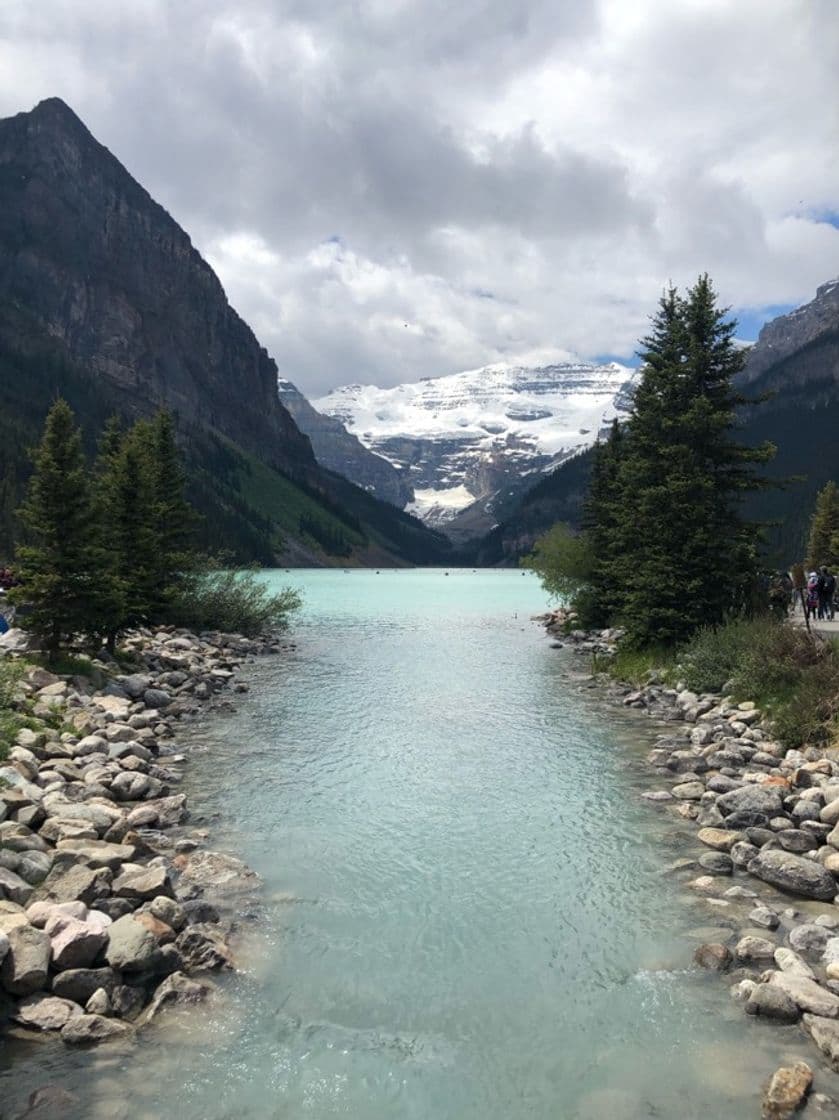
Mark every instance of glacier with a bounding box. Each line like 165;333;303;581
313;360;637;538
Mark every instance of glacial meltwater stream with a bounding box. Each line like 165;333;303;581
2;569;832;1119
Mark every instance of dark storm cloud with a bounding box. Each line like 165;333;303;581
0;0;837;394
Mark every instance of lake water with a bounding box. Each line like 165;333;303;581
1;568;831;1119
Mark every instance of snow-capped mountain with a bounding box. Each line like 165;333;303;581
314;361;637;539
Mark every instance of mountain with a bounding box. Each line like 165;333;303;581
471;277;839;565
277;378;413;508
0;97;449;566
314;360;636;541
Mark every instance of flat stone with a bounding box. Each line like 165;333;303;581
113;865;173;902
672;781;705;800
697;827;743;851
61;1012;131;1045
748;850;837;900
55;840;137;870
36;863;111;907
13;994;83;1031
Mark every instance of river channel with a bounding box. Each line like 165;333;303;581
1;568;831;1119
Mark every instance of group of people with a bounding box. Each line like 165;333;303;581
805;566;837;621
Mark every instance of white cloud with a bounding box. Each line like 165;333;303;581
0;0;836;394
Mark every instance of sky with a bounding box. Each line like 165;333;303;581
1;0;838;397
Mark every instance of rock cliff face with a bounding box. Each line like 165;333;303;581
0;98;449;565
0;97;314;478
277;379;413;508
741;279;839;387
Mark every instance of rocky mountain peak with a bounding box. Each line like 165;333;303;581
743;277;839;385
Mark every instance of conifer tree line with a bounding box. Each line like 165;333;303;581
527;275;775;648
806;481;839;572
10;399;194;659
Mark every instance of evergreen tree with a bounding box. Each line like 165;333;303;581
577;419;625;627
147;411;195;615
607;277;772;646
806;481;839;570
13;400;111;659
95;418;159;633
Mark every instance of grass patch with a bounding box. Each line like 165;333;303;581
592;645;675;687
0;659;25;761
28;652;96;677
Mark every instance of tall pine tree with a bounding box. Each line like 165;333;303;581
806;482;839;570
14;400;113;659
577;418;625;627
604;277;773;646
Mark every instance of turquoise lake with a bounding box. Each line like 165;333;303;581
1;568;829;1119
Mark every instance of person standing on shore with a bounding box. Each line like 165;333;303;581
821;566;837;620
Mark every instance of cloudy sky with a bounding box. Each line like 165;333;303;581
1;0;838;396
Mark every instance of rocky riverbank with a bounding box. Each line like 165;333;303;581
542;609;839;1117
0;624;280;1054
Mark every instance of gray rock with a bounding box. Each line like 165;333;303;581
0;865;34;905
698;851;733;875
142;970;212;1022
672;780;705;800
748;850;837;900
777;829;818;853
749;905;780;930
61;1012;131;1044
730;841;760;867
121;674;152;699
148;895;186;931
718;783;783;814
47;914;108;971
175;925;232;971
745;983;800;1022
789;923;831;954
143;688;171;709
51;967;118;1004
735;935;777;963
769;972;839;1016
85;987;112;1016
113;865;173;902
13;993;83;1031
105;914;158;972
110;983;145;1020
37;862;112;907
803;1014;839;1070
775;947;817;979
1;923;51;995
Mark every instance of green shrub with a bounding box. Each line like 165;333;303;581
0;659;24;761
593;645;675;686
169;564;302;637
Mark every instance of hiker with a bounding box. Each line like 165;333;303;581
806;571;820;621
822;567;837;620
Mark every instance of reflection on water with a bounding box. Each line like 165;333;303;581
2;570;836;1118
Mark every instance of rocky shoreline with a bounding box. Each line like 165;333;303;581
543;609;839;1118
0;623;280;1058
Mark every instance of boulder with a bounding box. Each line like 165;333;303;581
143;688;171;709
113;865;174;902
61;1012;131;1045
768;972;839;1016
789;924;830;954
55;839;137;870
774;947;816;979
746;984;800;1023
747;851;836;900
37;862;111;907
804;1014;839;1070
735;936;777;963
698;852;733;875
51;967;118;1005
46;914;108;971
693;942;732;971
148;895;186;931
762;1061;812;1119
1;924;51;995
717;784;784;820
672;781;705;800
105;914;158;972
175;925;232;971
174;849;258;896
13;994;83;1031
142;970;213;1023
0;865;34;906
